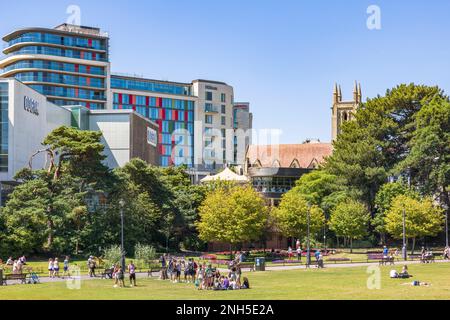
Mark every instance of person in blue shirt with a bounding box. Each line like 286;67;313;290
314;250;321;262
383;246;389;258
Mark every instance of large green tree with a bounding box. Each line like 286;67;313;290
385;195;444;253
272;191;325;241
326;84;445;212
329;199;371;252
197;185;268;251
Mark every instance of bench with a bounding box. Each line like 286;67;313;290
148;268;162;277
238;262;255;272
100;268;113;279
3;273;27;285
421;255;435;263
367;254;395;265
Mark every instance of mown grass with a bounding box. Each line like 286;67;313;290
1;263;450;300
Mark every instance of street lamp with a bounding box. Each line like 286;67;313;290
402;206;407;261
306;203;311;268
119;199;126;272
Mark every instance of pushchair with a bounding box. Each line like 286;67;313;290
27;272;40;284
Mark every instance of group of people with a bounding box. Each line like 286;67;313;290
390;265;412;279
110;261;137;288
420;247;434;262
48;256;70;278
159;254;250;291
4;255;27;274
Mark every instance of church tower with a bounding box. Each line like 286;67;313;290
332;82;361;141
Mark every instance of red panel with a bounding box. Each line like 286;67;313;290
173;110;177;121
88;39;93;47
86;102;90;109
118;94;122;104
92;52;96;60
185;111;188;122
75;64;79;72
146;96;150;106
132;106;136;111
157;97;162;107
162;109;166;120
86;66;91;74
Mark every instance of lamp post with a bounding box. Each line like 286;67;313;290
119;199;126;272
306;203;311;268
402;206;407;261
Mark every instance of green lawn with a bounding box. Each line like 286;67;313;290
1;263;450;300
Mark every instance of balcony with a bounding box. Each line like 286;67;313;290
204;104;219;113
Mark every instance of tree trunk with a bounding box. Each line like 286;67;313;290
411;238;416;255
336;237;339;249
47;218;53;249
350;238;353;253
230;244;233;261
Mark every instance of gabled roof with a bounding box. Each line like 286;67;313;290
246;143;333;169
200;167;249;183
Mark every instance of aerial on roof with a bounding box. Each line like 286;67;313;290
246;143;333;169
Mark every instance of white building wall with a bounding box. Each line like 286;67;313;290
0;80;71;182
88;112;131;168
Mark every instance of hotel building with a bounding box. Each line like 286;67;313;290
0;23;252;175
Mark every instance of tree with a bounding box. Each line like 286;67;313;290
373;181;416;244
196;185;268;252
398;96;450;231
272;191;325;241
329;199;371;252
325;84;445;212
385;195;444;254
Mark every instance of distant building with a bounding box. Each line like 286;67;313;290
245;141;333;206
0;78;158;205
331;82;361;141
0;23;252;174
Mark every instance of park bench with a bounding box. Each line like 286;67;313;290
2;273;27;285
100;268;114;279
421;255;435;263
148;267;162;278
238;262;255;272
367;253;395;265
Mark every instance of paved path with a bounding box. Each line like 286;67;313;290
5;260;449;286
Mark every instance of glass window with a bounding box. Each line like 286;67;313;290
221;93;226;103
205;91;213;101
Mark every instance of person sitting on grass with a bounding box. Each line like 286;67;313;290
399;265;412;279
241;277;250;289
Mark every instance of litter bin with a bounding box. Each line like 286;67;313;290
255;257;266;272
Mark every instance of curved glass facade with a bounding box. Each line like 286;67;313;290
0;83;8;172
29;85;106;101
14;72;104;88
8;32;106;51
6;46;107;61
3;60;105;76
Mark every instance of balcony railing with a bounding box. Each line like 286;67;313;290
204;104;219;113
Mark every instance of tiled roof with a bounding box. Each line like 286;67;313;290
246;143;333;169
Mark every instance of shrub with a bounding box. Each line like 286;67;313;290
103;245;122;267
134;244;157;268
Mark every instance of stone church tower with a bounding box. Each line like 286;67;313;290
331;82;361;141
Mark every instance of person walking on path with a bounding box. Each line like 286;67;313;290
88;256;96;278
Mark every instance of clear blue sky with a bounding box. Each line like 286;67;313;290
1;0;449;143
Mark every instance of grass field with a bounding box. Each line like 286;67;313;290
1;263;450;300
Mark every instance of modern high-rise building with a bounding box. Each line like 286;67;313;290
331;82;361;141
0;24;252;172
233;102;253;169
0;24;110;110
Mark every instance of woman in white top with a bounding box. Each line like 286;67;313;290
48;258;54;278
53;258;60;278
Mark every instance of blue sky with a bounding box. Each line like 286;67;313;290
1;0;449;143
